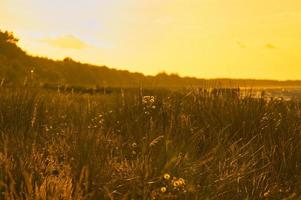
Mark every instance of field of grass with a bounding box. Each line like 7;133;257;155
1;87;301;199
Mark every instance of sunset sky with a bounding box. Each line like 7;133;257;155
1;0;301;80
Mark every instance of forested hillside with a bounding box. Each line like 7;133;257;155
1;30;301;88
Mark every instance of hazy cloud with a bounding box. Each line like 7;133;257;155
265;43;276;49
153;16;173;25
40;35;89;49
236;41;247;48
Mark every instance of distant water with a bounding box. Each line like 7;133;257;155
240;87;301;101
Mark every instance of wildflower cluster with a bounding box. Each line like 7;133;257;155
171;177;186;189
131;142;138;156
88;113;104;129
153;173;187;199
142;96;156;115
142;96;155;105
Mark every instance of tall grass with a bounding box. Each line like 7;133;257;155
0;87;301;199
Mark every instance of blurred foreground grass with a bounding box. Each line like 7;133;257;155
1;88;301;199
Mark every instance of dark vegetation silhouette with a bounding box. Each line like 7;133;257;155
1;30;301;89
2;30;301;199
2;87;301;199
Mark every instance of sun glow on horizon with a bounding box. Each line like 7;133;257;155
1;0;301;80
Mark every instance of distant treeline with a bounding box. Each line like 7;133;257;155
1;30;301;89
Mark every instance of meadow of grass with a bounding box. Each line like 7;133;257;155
1;87;301;199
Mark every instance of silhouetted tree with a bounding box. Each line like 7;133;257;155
0;30;25;58
0;30;18;44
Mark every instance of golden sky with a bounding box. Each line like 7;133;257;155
1;0;301;80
